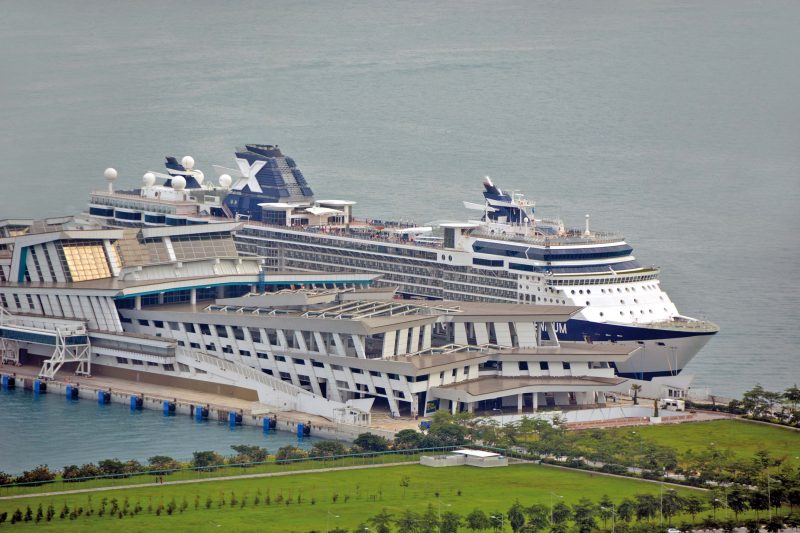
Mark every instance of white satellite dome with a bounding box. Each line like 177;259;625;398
219;174;232;188
142;172;156;187
104;168;118;181
181;156;195;170
171;175;186;191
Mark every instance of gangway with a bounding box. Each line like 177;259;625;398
0;307;91;379
175;348;371;425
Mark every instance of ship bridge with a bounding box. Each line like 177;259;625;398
0;307;91;379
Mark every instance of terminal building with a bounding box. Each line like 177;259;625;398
0;217;639;422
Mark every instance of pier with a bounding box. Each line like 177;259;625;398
0;363;396;442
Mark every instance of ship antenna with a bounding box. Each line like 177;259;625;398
583;214;591;237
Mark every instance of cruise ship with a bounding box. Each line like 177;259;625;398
83;144;718;380
0;218;642;419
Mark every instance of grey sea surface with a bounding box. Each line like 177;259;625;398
0;389;318;474
0;0;797;405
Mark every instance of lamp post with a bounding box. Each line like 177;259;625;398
549;492;563;525
490;514;504;531
492;407;505;426
601;505;616;533
437;502;451;533
631;431;643;469
326;509;340;533
766;467;772;519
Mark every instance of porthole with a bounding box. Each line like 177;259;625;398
585;301;590;306
620;311;624;316
587;290;591;294
579;290;583;294
634;299;638;303
571;290;575;294
599;312;604;317
620;299;624;304
448;255;452;261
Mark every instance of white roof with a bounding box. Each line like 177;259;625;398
393;226;433;235
440;222;480;229
258;202;299;209
317;199;357;206
306;206;344;216
452;449;501;458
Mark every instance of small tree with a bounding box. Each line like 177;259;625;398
191;451;223;469
353;433;389;452
394;429;423;449
275;445;309;462
572;497;597;533
394;509;421;533
148;455;179;474
524;503;549;531
617;498;635;523
784;384;800;409
440;510;462;533
465;508;491;532
230;445;268;463
400;476;411;498
310;440;348;457
598;495;613;530
551;501;572;525
683;494;706;524
507;499;526;532
419;503;438;533
369;508;393;533
15;465;56;485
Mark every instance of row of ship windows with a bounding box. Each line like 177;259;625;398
598;308;670;318
241;231;439;261
568;283;659;295
286;249;435;277
544;274;658;286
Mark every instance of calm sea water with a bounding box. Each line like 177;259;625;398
0;2;797;401
0;389;318;474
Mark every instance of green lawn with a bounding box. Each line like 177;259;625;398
0;452;425;498
606;420;800;464
0;463;703;532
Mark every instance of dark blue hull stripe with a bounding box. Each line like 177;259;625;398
557;319;716;342
617;370;682;380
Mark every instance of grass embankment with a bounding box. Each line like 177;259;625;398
0;452;426;498
597;420;800;465
0;463;701;532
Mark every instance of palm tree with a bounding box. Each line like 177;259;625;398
631;384;642;406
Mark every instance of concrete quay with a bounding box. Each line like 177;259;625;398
0;363;396;442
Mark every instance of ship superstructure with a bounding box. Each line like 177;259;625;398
0;218;641;418
81;145;718;380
